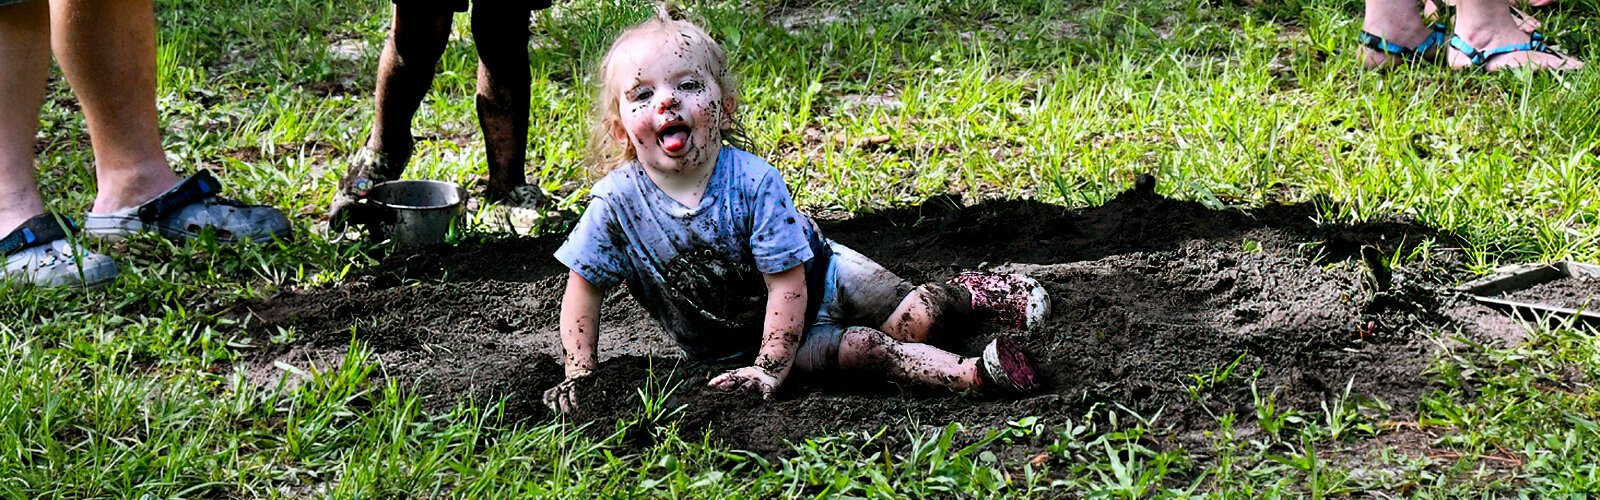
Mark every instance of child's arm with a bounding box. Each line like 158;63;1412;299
709;265;807;397
544;270;603;413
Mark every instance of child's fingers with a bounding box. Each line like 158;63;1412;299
709;371;762;393
543;380;580;413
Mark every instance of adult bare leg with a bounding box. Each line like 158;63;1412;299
366;4;453;176
1422;0;1540;33
49;0;182;215
0;0;51;234
329;4;452;226
1450;0;1582;70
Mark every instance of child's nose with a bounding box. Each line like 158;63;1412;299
656;96;679;114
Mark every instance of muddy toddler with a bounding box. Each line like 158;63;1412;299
543;7;1049;412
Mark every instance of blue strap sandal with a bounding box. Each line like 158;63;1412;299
1358;22;1449;63
1448;31;1573;69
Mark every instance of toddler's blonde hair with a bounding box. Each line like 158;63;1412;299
586;3;749;178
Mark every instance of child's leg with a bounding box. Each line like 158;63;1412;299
837;326;979;390
832;243;1047;343
366;4;454;172
469;2;532;201
878;283;970;344
829;326;1039;392
828;244;963;344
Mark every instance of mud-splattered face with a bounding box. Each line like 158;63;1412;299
606;30;730;176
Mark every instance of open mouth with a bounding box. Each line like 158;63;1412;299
657;123;692;155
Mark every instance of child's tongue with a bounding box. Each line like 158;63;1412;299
660;128;690;153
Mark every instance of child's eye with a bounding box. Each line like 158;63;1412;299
628;88;653;102
677;80;703;92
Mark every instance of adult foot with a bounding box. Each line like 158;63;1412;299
1;213;118;287
1362;1;1445;68
83;171;291;243
1448;14;1582;71
329;146;409;231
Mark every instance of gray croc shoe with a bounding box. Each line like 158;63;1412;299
1;213;118;288
82;171;291;244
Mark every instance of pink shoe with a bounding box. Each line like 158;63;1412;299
949;272;1051;330
978;337;1039;393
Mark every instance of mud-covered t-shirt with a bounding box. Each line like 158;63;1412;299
555;146;828;361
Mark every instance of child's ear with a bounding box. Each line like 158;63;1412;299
720;96;738;128
609;120;629;145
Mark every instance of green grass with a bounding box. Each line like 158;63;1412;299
5;0;1600;496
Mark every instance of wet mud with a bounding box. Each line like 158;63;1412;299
233;190;1528;458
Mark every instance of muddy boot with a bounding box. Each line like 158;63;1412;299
329;146;410;231
948;272;1051;330
977;337;1039;393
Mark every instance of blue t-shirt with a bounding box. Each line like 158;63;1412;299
555;146;829;361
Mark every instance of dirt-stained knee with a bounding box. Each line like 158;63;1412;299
839;326;895;371
911;283;972;341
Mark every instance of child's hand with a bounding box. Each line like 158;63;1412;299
708;366;781;398
543;372;591;414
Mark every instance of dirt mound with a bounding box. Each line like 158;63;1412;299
233;189;1522;456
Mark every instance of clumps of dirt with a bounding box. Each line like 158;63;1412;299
231;188;1525;457
1497;277;1599;311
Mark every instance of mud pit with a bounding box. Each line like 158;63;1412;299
235;190;1524;457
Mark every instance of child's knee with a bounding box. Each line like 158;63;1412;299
909;283;972;332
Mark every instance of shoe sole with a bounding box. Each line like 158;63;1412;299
84;216;290;245
983;337;1039;392
1020;276;1051;330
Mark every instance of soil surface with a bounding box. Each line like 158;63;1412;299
1498;276;1600;310
233;189;1524;459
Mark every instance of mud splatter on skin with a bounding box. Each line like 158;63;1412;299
836;327;969;390
751;289;806;377
559;312;599;375
840;327;894;371
906;283;972;344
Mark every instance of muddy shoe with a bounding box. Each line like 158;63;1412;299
2;213;118;288
478;185;554;235
502;184;548;207
949;271;1051;329
978;337;1039;393
329;147;408;231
